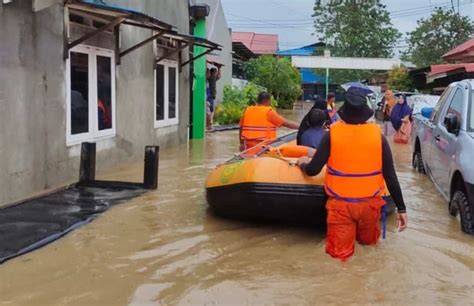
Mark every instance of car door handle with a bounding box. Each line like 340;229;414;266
434;135;441;141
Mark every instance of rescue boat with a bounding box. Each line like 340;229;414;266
205;132;395;224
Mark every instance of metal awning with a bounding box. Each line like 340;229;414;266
154;32;221;67
64;0;221;67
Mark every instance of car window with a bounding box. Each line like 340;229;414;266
443;88;463;128
431;87;452;123
470;90;474;132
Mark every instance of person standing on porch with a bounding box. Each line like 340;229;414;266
206;66;221;130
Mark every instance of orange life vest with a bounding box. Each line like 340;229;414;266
240;106;277;142
324;122;385;202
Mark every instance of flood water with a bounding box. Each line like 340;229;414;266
0;110;473;305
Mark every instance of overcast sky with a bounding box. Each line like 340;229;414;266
221;0;474;54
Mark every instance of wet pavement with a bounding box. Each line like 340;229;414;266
0;110;473;305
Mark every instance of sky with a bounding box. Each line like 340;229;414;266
221;0;474;54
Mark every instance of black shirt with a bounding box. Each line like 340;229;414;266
300;133;406;212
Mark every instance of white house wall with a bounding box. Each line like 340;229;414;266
0;0;191;206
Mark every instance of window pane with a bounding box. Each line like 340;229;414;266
97;55;112;130
156;64;165;121
470;91;474;131
70;52;89;135
445;89;463;125
432;87;451;123
168;67;177;119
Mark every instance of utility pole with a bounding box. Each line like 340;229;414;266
324;49;330;99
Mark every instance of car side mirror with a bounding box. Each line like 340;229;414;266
444;113;459;135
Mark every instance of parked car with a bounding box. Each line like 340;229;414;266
412;80;474;234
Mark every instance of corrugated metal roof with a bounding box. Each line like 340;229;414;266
429;63;474;76
76;0;173;30
232;31;279;55
442;37;474;59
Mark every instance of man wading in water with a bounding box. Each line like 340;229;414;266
297;89;408;260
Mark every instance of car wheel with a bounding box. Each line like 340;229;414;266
413;151;426;174
450;190;474;235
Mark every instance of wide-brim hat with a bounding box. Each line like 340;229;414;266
337;89;374;124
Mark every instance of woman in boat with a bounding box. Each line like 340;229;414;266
296;97;330;145
299;109;328;149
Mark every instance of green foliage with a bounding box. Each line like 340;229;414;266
214;102;244;125
313;0;401;58
214;84;278;125
403;8;474;67
244;56;302;109
387;65;413;92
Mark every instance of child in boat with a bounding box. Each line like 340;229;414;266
299;109;328;149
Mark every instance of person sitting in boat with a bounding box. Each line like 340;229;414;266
240;92;299;151
296;97;330;145
297;89;408;261
299;109;328;149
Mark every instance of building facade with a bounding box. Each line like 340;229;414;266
0;0;217;206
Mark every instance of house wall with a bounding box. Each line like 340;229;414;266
0;0;191;207
201;0;232;103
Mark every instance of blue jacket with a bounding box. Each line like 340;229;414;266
300;127;328;149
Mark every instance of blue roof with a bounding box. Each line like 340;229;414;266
277;42;325;56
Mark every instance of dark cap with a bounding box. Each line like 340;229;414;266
337;89;374;124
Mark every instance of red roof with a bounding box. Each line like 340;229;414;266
428;63;474;76
442;37;474;61
232;31;279;55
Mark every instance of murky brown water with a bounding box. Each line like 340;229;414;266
1;110;473;306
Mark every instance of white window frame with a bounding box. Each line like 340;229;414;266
66;44;116;146
154;60;179;128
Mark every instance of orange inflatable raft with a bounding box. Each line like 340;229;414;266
205;132;395;224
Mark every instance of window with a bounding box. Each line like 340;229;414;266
470;91;474;132
432;86;453;123
154;60;179;128
67;45;116;145
444;88;464;127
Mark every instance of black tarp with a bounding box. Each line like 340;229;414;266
0;182;146;264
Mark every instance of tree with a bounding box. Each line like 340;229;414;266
244;56;302;109
387;65;413;92
313;0;401;57
404;8;474;67
312;0;401;84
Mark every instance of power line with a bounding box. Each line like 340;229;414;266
227;0;470;24
227;12;315;32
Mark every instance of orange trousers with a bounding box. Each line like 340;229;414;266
325;197;385;260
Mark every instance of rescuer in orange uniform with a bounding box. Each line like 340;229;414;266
240;92;299;150
297;89;408;260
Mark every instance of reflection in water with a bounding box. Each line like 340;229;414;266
0;110;473;306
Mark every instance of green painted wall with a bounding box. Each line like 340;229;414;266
191;19;207;139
